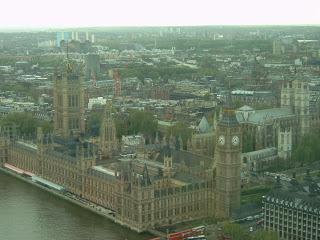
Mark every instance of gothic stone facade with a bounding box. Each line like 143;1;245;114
0;60;242;232
1;137;213;232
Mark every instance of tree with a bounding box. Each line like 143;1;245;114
86;111;103;137
127;110;158;143
292;129;320;166
39;120;53;134
223;222;279;240
114;113;129;139
114;110;158;142
222;222;250;240
252;230;279;240
167;122;192;150
0;112;38;136
0;112;53;136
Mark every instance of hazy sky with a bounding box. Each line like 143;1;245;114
1;0;320;28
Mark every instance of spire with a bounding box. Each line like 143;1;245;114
218;86;238;127
178;135;183;150
164;145;172;158
104;101;112;120
187;138;192;150
66;40;69;60
37;127;43;144
213;109;218;130
142;163;151;186
169;134;175;148
226;77;232;107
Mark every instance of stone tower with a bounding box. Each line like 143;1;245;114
99;102;117;159
0;136;8;167
293;80;310;137
53;60;85;139
281;78;310;138
163;147;173;178
214;95;242;219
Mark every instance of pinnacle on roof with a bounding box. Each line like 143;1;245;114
142;163;151;186
55;58;84;79
164;145;172;158
218;101;239;127
218;91;239;127
198;116;211;133
103;101;112;120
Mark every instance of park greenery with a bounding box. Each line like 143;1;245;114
87;109;158;143
87;109;194;148
292;129;320;166
241;186;271;206
0;109;159;142
0;112;52;136
167;121;193;150
86;111;103;137
223;222;279;240
120;65;200;81
119;110;158;142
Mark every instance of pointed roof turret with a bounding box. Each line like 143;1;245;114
218;90;239;127
142;163;151;186
164;145;172;158
103;101;112;120
198;116;211;133
178;136;183;150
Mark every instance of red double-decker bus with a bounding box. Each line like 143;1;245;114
149;226;206;240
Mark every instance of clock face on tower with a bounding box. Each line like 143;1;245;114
218;135;225;145
232;136;240;146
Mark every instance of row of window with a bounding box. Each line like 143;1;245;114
266;221;320;230
68;95;79;108
265;209;319;219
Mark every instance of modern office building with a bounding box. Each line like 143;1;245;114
263;173;320;240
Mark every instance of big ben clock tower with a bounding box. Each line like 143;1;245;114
214;95;242;219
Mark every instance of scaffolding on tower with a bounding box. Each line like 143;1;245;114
113;69;121;97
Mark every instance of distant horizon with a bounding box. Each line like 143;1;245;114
0;24;320;33
1;0;320;32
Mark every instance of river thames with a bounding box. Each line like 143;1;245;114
0;172;151;240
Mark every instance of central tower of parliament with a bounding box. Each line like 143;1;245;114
0;60;242;232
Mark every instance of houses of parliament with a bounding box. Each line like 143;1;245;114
3;58;316;232
0;59;242;232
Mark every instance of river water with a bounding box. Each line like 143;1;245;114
0;172;151;240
